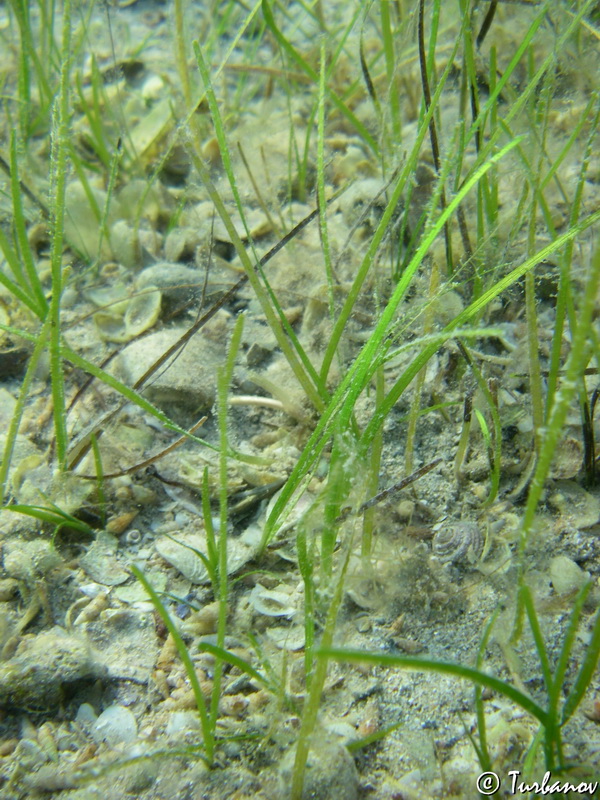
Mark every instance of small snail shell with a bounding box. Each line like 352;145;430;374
432;521;484;565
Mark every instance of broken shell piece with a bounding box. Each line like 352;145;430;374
180;601;219;636
124;286;162;337
219;695;249;718
202;136;221;166
85;281;130;312
113;326;224;414
94;287;161;342
110;220;140;268
548;481;600;529
92;704;138;746
549;555;590;595
249;584;297;618
155;530;256;584
64;181;121;260
80;532;129;586
549;436;583;480
135;263;205;309
127;98;173;162
94;311;129;343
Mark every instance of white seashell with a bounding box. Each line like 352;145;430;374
249;585;297;618
92;705;138;746
549;555;590;595
432;521;484;565
155;531;256;584
94;311;129;343
124;286;162;338
93;287;161;343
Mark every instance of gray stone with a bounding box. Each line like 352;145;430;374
114;326;224;415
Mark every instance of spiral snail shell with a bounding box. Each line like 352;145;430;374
432;521;484;565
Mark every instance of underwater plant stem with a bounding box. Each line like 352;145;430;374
362;366;385;558
132;567;214;761
290;542;353;800
520;246;600;552
174;0;192;109
211;315;245;728
48;0;73;470
317;41;334;320
418;0;452;274
405;258;440;476
0;318;51;504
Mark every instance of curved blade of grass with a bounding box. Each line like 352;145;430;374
4;504;95;535
520;584;553;698
198;641;271;690
0;228;46;317
473;608;502;772
9;131;47;316
47;0;74;470
296;526;316;685
458;341;501;506
320;647;548;727
209;314;245;729
131;565;214;762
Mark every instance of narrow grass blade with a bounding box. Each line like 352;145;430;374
560;587;600;725
4;504;95;535
9;131;47;316
89;433;106;528
0;319;50;504
198;641;271;690
320;647;549;727
131;566;214;762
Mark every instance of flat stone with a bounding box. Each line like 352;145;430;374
114;326;225;414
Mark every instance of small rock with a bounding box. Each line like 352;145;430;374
165;711;201;737
135;262;205;311
0;628;105;710
114;326;225;415
278;738;359;800
92;705;138;746
164;229;202;263
549;555;590;595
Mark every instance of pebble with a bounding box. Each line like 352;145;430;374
278;739;359;800
92;705;138;746
135;262;205;310
114;326;225;415
0;628;106;710
549;555;590;595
